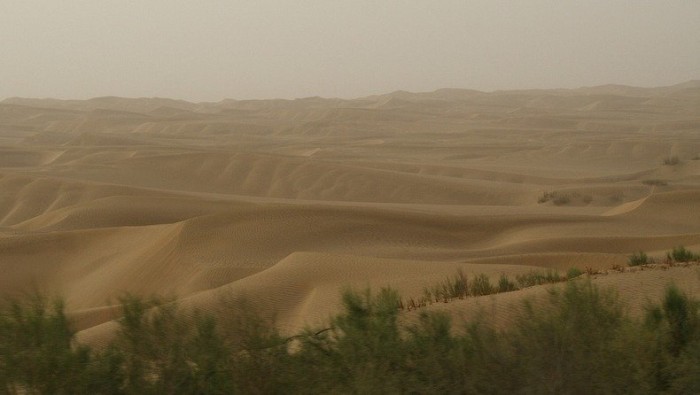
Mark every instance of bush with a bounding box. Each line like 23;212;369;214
667;246;699;263
497;274;517;293
628;251;649;266
5;281;700;393
642;179;668;186
0;295;92;394
567;267;583;279
663;156;681;166
470;274;494;296
515;269;563;288
506;280;647;393
538;191;572;205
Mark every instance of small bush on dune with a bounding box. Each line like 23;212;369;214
567;267;583;279
497;274;517;292
667;246;699;263
470;274;494;296
628;251;649;266
663;156;681;166
642;179;668;186
515;269;564;288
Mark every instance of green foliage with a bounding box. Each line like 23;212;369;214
644;285;700;392
566;267;583;279
506;281;648;393
663;156;681;166
4;281;700;393
470;274;494;296
515;269;564;288
296;287;407;393
667;245;699;263
628;251;649;266
497;274;517;292
538;191;571;205
642;179;668;186
0;295;91;394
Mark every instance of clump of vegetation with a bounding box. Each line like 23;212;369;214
6;281;700;393
667;246;700;263
422;269;567;305
663;156;681;166
515;269;564;288
538;191;569;205
424;269;470;303
642;179;668;186
538;191;592;206
471;273;494;296
498;274;518;292
628;251;650;266
567;267;584;279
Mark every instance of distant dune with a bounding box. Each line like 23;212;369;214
2;82;700;344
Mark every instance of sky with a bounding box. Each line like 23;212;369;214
1;1;699;102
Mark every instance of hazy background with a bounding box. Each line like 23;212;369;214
2;0;699;101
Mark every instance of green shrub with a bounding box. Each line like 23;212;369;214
470;274;494;296
663;156;681;166
497;274;517;293
6;279;700;393
667;246;699;263
567;267;584;279
507;280;647;393
515;269;563;288
642;179;668;186
0;295;92;394
538;191;574;205
628;251;649;266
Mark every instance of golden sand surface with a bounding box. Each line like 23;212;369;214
1;82;699;344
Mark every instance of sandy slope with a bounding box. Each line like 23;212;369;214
1;82;700;344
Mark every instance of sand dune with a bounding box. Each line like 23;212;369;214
2;83;700;344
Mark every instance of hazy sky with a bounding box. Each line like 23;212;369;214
2;1;699;101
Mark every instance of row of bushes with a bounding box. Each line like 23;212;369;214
629;246;700;266
404;269;574;310
3;278;700;394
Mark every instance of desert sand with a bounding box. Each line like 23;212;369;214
1;82;700;344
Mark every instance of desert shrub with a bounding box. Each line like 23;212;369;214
566;267;583;279
107;295;237;394
644;285;700;392
538;191;572;205
667;246;699;263
552;194;570;205
402;312;469;393
426;270;471;302
663;156;681;166
628;251;649;266
0;295;92;394
515;269;564;288
507;280;647;393
6;279;700;393
642;179;668;186
296;287;407;393
497;274;517;293
537;191;553;204
470;274;494;296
